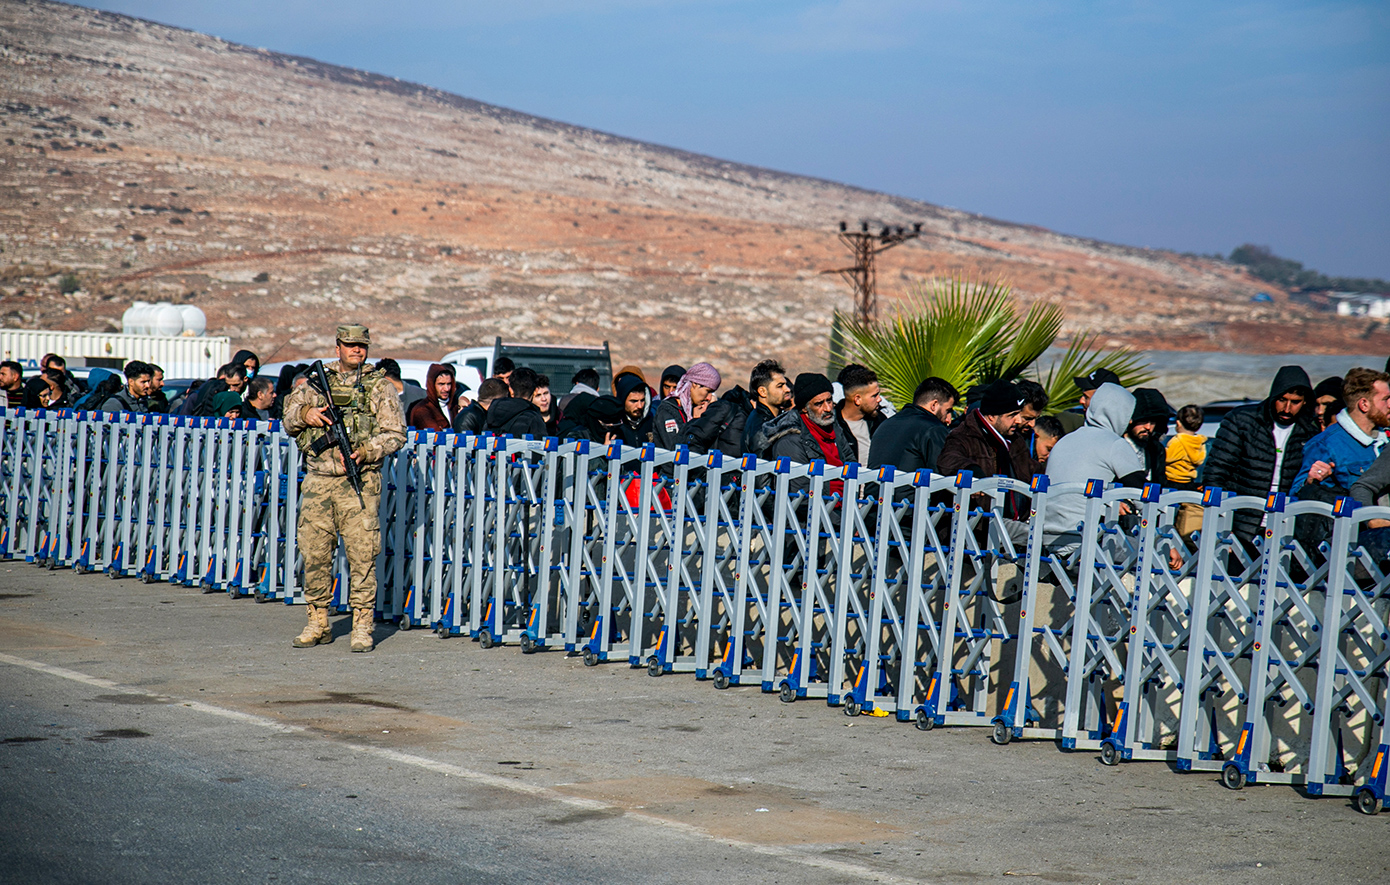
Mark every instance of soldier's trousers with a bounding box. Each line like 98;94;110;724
298;471;383;609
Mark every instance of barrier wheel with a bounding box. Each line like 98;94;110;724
1221;763;1246;791
1355;789;1382;816
778;683;796;704
74;565;87;575
582;648;599;667
139;573;154;584
229;587;243;599
844;699;861;717
646;655;662;677
1100;741;1119;766
712;670;730;690
915;709;934;732
520;634;537;654
398;618;412;631
992;722;1012;746
479;629;495;649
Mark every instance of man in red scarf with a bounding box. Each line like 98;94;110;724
760;373;855;498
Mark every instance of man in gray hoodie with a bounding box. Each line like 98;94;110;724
1041;383;1147;553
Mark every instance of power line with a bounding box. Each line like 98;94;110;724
822;221;923;326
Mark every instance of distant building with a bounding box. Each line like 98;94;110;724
1331;291;1390;318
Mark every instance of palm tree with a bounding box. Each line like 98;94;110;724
837;275;1151;413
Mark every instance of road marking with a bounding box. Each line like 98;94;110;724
0;651;924;884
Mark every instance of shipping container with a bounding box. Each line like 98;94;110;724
0;329;230;379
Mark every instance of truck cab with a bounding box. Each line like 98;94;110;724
440;338;612;394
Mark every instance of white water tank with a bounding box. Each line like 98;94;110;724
122;301;207;337
176;304;206;337
151;302;183;337
122;301;152;335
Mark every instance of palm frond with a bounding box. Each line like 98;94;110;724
837;273;1152;414
1039;333;1155;414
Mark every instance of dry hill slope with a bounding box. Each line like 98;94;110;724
0;0;1379;376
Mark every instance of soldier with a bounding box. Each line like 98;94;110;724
282;325;405;652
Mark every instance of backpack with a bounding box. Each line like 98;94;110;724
73;371;122;411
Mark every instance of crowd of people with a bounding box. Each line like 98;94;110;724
15;344;1390;545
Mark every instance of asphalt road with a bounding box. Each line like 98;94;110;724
0;564;1384;884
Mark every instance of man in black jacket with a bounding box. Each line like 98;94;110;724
687;386;752;457
741;359;792;456
614;373;654;446
483;367;549;438
867;376;959;474
835;364;886;464
1203;365;1317;545
453;377;508;435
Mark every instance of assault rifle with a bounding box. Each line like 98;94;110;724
307;359;365;508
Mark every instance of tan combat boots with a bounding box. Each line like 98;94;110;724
349;607;375;653
292;604;333;647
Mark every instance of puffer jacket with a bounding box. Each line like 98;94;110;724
760;408;855;498
1204;366;1317;542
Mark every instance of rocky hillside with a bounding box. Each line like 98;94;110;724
1;0;1379;379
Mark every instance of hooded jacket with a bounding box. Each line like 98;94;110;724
1127;387;1173;485
230;349;259;376
1042;384;1146;539
484;397;549;439
406;364;457;431
613;373;654;446
1203;366;1316;540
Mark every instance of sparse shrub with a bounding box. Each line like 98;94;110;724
58;273;81;294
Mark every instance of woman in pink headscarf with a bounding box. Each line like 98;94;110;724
651;362;720;450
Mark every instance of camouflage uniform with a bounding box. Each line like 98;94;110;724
282;328;405;650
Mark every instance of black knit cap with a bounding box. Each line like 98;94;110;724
979;380;1025;416
793;373;834;410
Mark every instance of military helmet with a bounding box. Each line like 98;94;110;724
336;324;371;346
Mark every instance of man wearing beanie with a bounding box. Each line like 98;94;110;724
652;362;720;450
938;379;1030;545
754;372;854;498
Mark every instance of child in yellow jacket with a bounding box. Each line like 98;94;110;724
1165;404;1207;489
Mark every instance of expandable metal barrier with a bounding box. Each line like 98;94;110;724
4;406;1386;814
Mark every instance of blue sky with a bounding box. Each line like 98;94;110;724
84;1;1390;279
